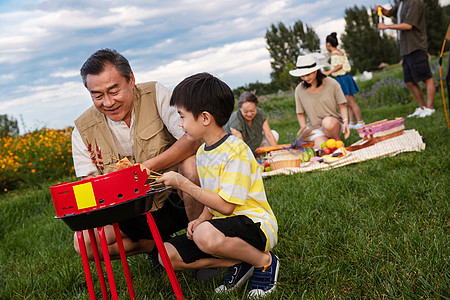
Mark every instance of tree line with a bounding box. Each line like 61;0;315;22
233;0;448;96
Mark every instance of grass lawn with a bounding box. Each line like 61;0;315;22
1;67;449;299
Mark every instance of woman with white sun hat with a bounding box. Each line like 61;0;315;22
290;54;350;150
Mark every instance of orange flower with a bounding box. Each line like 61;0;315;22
28;162;32;166
31;169;36;173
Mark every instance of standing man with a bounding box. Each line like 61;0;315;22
71;48;203;260
378;0;436;118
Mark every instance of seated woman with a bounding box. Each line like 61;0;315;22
289;54;350;149
224;91;279;157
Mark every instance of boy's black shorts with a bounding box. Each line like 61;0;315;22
118;190;189;242
402;50;433;83
167;215;267;264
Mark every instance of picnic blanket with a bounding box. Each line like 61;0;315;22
262;129;425;178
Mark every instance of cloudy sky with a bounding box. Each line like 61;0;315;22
1;0;448;133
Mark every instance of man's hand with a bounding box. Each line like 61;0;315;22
142;134;201;172
378;22;389;30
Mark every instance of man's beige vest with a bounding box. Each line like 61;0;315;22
74;82;177;211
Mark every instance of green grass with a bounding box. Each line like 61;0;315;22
1;69;449;299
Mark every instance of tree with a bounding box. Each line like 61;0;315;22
424;0;447;55
443;4;450;24
0;114;19;137
265;20;320;91
232;81;277;99
341;5;401;73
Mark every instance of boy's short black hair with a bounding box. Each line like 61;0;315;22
170;72;235;127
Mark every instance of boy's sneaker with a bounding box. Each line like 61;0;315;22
215;262;254;293
407;107;424;118
418;107;435;118
248;252;279;298
353;121;366;129
348;122;356;129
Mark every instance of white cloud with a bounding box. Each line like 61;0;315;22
0;81;86;110
50;70;79;78
135;38;271;89
0;74;16;82
0;81;91;132
260;0;288;16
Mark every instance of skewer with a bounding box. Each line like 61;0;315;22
148;170;163;176
107;166;161;181
148;182;165;188
109;155;164;176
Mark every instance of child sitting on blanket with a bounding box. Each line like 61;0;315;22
156;72;279;297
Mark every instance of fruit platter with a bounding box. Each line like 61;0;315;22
257;137;351;173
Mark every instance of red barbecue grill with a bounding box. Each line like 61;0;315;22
50;165;184;300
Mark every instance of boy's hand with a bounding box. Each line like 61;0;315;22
186;218;205;240
156;171;187;189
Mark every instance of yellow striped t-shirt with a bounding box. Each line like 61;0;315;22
196;134;278;250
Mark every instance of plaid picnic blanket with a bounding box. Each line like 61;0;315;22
261;129;425;178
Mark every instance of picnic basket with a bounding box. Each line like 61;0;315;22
267;149;302;170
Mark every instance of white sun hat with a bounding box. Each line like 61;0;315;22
289;54;323;77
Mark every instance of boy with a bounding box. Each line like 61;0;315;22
156;73;279;297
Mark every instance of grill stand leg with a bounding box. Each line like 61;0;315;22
113;223;136;299
76;231;96;300
76;214;184;299
87;229;109;300
97;226;119;300
146;212;184;300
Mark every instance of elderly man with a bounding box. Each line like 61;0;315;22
71;49;203;260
